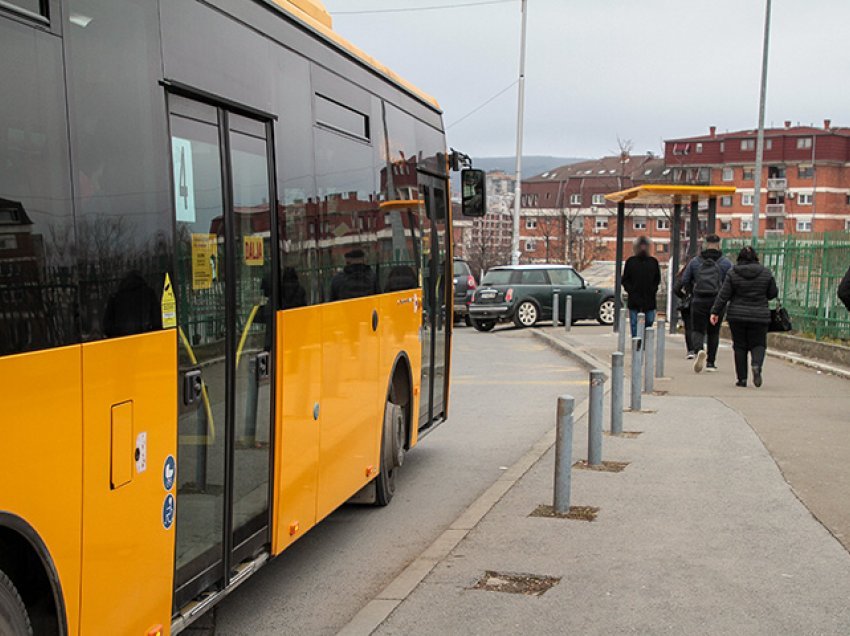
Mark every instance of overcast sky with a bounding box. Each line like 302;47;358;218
323;0;850;159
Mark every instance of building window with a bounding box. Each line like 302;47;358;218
741;218;753;232
633;217;647;230
845;219;850;231
695;143;703;153
765;139;773;150
720;195;733;207
526;218;537;229
743;167;755;180
798;165;814;179
775;218;785;230
720;141;725;152
656;243;669;254
742;193;754;206
656;218;670;231
741;139;756;151
595;217;608;230
798;192;813;205
721;167;734;181
524;240;536;252
796;219;812;232
570;193;582;205
796;137;813;150
591;194;606;205
720;221;732;232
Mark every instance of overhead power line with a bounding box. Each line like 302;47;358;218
332;0;515;15
445;80;518;130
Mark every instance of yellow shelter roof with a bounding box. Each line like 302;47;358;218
271;1;441;111
604;185;737;205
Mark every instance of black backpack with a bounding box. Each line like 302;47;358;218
693;257;722;298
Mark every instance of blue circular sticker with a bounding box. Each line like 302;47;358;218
162;493;175;530
163;455;176;491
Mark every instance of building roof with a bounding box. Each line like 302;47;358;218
525;154;666;183
270;0;440;110
666;124;850;144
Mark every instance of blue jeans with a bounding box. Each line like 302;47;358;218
629;309;656;338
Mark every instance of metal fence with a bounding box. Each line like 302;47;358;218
722;232;850;340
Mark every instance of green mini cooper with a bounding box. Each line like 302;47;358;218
468;265;616;332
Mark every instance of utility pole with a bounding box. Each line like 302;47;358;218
751;0;772;242
510;0;528;265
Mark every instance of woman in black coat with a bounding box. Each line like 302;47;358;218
710;246;778;387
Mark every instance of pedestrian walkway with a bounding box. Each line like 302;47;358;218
355;325;850;634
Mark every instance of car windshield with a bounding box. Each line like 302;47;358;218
481;270;513;285
453;261;469;276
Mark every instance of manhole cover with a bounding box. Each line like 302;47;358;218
529;504;599;522
605;430;642;438
470;570;561;596
572;460;629;473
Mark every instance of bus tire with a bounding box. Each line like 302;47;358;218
0;569;32;636
375;394;406;507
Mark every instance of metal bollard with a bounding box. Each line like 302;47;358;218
630;337;642;411
644;327;655;393
611;352;624;435
637;312;646;350
553;395;575;514
617;307;627;353
656;318;666;378
588;369;604;466
552;291;559;327
564;295;573;332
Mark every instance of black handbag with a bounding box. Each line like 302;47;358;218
768;301;793;332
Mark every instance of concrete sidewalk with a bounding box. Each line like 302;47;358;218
364;326;850;634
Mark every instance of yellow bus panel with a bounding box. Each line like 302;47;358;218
0;345;83;635
78;331;176;635
273;307;322;554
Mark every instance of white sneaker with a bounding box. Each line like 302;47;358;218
686;352;696;360
693;350;707;373
705;364;718;373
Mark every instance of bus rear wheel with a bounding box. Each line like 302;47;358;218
0;569;32;636
375;392;406;506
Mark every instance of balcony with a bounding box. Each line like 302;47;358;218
767;178;787;191
765;203;786;217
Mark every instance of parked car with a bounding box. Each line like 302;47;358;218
468;264;615;332
452;258;476;326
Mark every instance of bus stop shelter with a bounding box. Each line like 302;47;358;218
603;184;737;333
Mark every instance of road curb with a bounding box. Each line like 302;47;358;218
532;329;610;377
336;397;590;636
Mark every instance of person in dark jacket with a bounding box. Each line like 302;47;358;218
710;246;778;387
681;235;733;373
622;236;661;337
103;271;161;337
673;258;695;358
838;265;850;311
330;248;377;301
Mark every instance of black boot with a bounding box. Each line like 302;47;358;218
752;364;763;388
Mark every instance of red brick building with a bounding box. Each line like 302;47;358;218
665;121;850;237
519;155;672;264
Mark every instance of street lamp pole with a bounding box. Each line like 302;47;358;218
751;0;772;242
510;0;528;265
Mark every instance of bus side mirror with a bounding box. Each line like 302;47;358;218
461;169;487;217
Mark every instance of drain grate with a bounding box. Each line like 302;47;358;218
529;504;599;522
605;430;642;438
470;570;561;596
572;459;629;473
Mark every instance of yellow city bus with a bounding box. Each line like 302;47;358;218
0;1;456;633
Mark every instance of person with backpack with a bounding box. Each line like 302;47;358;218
681;234;732;373
838;264;850;312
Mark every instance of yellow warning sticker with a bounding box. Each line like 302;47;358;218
191;233;216;290
161;273;177;329
244;235;264;266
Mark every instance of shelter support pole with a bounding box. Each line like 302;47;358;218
613;200;625;333
670;202;682;335
707;196;717;235
689;199;699;257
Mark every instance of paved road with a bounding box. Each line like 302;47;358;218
206;326;585;635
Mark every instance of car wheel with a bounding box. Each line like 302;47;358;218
513;300;539;328
464;314;473;327
597;298;616;325
472;319;496;332
375;391;406;506
0;569;32;636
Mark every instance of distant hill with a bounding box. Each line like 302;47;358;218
450;155;584;195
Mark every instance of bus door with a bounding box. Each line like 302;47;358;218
167;95;275;609
418;173;450;427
